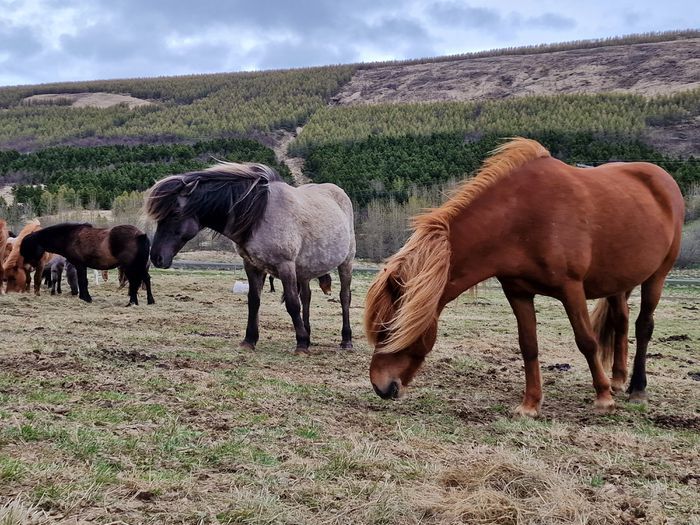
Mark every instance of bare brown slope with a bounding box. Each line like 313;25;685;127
333;38;700;105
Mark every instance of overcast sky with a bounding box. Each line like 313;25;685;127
0;0;697;87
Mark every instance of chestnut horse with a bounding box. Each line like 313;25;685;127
3;220;52;295
20;222;154;306
365;138;684;417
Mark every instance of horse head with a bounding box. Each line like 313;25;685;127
146;176;202;269
19;232;46;267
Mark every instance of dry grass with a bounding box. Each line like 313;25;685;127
0;270;698;524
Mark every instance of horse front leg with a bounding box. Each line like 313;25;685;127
33;265;44;296
504;290;541;417
338;260;353;349
278;263;310;353
75;265;92;303
240;261;265;350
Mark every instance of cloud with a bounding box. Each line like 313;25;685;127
0;0;697;86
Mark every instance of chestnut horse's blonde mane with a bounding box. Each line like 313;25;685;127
365;138;550;354
3;219;41;271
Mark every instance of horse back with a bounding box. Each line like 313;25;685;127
509;158;684;295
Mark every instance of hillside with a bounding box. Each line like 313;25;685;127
0;30;699;228
333;38;700;105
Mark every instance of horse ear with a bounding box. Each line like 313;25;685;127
179;179;200;197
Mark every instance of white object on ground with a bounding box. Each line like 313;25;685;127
232;281;249;294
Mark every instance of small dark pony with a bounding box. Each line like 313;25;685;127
41;255;78;295
20;222;154;306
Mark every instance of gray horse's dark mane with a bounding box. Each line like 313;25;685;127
146;162;283;243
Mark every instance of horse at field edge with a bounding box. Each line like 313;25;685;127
146;162;355;352
365;138;684;417
20;222;155;306
3;220;52;295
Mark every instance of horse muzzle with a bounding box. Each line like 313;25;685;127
372;380;401;400
151;253;172;269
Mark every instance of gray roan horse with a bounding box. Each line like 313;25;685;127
146;162;355;352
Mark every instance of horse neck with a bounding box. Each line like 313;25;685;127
440;198;511;305
198;212;243;245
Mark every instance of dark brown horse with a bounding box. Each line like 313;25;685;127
20;223;154;306
365;138;684;416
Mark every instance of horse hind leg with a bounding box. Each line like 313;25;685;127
591;292;630;392
122;268;141;306
338;260;353;350
562;283;614;413
628;274;666;403
278;262;310;353
299;280;312;345
143;271;155;305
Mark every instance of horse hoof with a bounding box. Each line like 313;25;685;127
628;391;648;404
512;404;540;418
610;379;626;393
339;342;353;350
239;341;255;351
147;299;155;305
294;347;310;355
593;397;615;414
81;296;92;303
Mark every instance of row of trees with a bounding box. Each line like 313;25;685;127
0;67;355;148
292;89;700;155
3;138;289;212
359;29;700;70
304;131;700;204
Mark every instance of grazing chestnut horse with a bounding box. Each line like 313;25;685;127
146;162;354;352
3;220;52;295
365;138;684;416
20;222;154;306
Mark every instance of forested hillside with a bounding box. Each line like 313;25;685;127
1;139;289;212
1;30;699;260
0;66;355;149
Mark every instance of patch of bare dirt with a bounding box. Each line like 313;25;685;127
334;39;700;106
644;116;700;157
21;92;152;109
0;184;14;205
269;128;309;185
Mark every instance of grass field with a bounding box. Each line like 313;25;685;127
0;270;698;524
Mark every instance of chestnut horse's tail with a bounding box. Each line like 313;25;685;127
590;299;615;370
